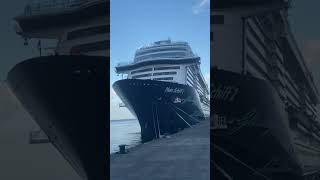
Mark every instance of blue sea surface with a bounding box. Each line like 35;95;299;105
110;119;141;154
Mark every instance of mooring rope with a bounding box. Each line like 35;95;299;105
213;161;234;180
151;103;158;138
169;103;201;123
154;102;161;138
213;144;270;180
169;105;192;128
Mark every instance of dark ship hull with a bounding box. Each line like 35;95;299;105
113;79;205;142
7;55;109;180
211;68;309;180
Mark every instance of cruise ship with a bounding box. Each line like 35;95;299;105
113;40;210;142
212;1;320;180
7;0;109;180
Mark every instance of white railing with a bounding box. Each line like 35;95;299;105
23;0;105;16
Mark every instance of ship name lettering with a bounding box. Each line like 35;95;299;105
212;85;239;102
164;87;184;94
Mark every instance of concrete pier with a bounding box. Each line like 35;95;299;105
110;120;210;180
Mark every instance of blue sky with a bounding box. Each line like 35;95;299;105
110;0;210;120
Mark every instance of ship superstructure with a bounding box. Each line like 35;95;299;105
211;0;320;179
113;40;209;142
117;40;210;113
15;0;109;56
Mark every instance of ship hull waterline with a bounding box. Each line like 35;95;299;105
113;79;206;142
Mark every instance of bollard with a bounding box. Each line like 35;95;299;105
118;144;127;154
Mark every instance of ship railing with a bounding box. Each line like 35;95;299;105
117;56;199;68
43;46;58;56
134;56;195;62
23;0;105;16
117;62;132;67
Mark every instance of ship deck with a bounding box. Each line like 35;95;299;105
110;119;210;180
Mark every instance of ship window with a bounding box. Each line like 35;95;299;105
131;68;153;74
211;15;224;24
187;71;194;80
132;73;152;79
187;78;194;86
153;77;174;81
154;66;180;71
67;25;108;40
246;38;267;64
136;47;187;56
135;52;185;61
70;40;109;54
153;72;177;76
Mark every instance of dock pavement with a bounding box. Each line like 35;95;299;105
110;120;210;180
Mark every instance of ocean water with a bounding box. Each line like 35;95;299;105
110;119;141;154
